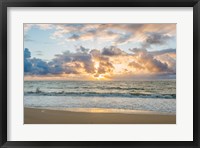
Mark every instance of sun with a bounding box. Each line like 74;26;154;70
96;74;105;80
92;74;106;80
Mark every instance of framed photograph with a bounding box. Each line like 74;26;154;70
0;0;199;147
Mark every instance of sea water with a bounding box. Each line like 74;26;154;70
24;80;176;114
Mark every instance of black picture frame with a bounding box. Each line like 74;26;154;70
0;0;199;147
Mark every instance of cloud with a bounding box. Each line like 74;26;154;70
76;46;90;53
113;33;132;45
29;58;50;75
128;61;144;70
90;48;114;77
24;48;31;58
142;32;174;48
24;23;176;47
24;48;95;75
68;34;80;41
24;48;32;72
128;47;175;73
51;51;95;74
24;24;53;32
129;47;147;53
24;48;50;75
24;46;176;79
146;32;170;44
150;48;176;55
101;46;124;56
24;24;34;32
68;24;176;45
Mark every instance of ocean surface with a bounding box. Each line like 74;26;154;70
24;80;176;114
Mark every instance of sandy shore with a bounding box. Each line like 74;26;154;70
24;108;176;124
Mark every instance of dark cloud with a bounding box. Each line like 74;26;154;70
29;58;49;75
142;32;173;48
24;48;32;72
87;29;97;34
90;49;101;57
129;47;147;53
24;48;31;58
24;49;49;75
51;51;95;74
68;34;80;40
150;48;176;55
24;48;95;75
48;61;63;74
76;46;90;53
101;46;124;56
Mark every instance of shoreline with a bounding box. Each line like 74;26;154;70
24;107;175;115
24;107;176;124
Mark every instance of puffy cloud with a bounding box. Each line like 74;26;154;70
24;48;32;72
90;49;101;57
101;46;124;56
128;47;175;73
29;58;50;75
24;48;95;75
24;48;49;74
142;32;174;48
24;48;31;58
128;61;144;70
146;32;170;44
51;51;95;74
153;50;176;73
76;46;90;53
24;46;176;79
68;34;80;41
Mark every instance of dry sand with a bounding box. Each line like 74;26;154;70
24;108;176;124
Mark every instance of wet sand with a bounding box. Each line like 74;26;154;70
24;108;176;124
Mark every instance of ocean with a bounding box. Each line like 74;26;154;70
24;80;176;114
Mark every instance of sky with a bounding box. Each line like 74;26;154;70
24;23;176;80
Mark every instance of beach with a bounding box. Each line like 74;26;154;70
24;108;176;124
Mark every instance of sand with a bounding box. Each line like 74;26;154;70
24;108;176;124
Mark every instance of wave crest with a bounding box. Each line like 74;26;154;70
24;89;176;99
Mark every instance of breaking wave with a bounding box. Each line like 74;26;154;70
24;89;176;99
